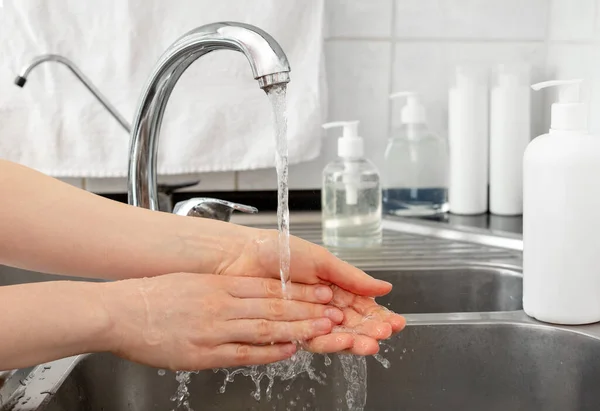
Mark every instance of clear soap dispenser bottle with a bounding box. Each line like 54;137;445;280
321;121;382;248
383;91;449;216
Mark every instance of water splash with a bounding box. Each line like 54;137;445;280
216;351;324;402
373;354;391;369
339;355;367;411
170;371;198;411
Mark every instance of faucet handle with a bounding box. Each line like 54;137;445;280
173;198;258;222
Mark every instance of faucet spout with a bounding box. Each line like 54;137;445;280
127;22;291;211
15;54;132;133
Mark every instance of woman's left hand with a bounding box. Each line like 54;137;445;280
219;229;406;355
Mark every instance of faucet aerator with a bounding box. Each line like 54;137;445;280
257;72;291;90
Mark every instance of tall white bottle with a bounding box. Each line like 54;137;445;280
448;66;489;215
489;64;531;216
524;79;600;325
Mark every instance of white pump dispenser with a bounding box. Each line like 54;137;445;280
523;78;600;325
389;91;426;124
530;79;586;132
322;120;364;160
322;121;363;205
321;121;382;248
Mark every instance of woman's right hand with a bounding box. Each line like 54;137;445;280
100;273;343;371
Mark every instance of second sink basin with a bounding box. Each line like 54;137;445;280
39;318;600;411
370;265;522;314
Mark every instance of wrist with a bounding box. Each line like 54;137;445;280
72;281;117;354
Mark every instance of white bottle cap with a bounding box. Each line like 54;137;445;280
390;91;426;124
322;120;364;158
531;79;587;132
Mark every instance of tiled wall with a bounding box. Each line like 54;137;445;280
77;1;600;193
545;0;600;134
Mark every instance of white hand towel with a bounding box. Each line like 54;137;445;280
0;0;326;177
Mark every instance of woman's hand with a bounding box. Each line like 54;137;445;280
219;229;406;355
102;273;345;371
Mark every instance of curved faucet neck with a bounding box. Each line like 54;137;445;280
127;22;291;211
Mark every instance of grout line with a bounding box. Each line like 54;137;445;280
387;0;397;136
233;171;239;191
547;39;598;45
542;0;553;133
325;37;547;44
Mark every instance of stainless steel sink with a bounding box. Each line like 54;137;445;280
0;265;94;286
30;313;600;411
9;216;600;411
370;266;522;313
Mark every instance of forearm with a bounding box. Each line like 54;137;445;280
0;281;112;370
0;160;250;279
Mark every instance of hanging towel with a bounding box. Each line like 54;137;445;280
0;0;326;177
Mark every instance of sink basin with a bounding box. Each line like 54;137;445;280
0;265;92;286
38;318;600;411
370;266;522;314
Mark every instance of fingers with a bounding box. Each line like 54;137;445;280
207;343;297;368
232;298;343;323
297;238;392;297
223;318;334;344
226;277;333;303
303;333;379;356
346;335;380;356
330;286;406;335
302;333;355;353
339;307;393;339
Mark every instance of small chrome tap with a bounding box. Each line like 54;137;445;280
127;22;291;220
14;54;200;213
15;54;131;132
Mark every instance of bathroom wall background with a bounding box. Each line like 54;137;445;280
48;1;600;193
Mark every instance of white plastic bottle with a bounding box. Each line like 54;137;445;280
490;64;531;216
321;121;382;248
448;65;489;215
523;79;600;325
382;91;449;216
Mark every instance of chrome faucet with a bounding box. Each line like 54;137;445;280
127;22;291;221
14;54;200;213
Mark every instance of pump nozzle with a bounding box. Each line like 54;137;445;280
322;120;363;158
322;120;359;138
531;79;582;102
531;79;587;132
390;91;425;124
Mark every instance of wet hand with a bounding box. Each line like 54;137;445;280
220;229;406;354
304;286;406;355
101;273;344;371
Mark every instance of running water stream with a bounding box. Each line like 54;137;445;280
170;84;370;411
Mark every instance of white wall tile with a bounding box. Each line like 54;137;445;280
58;178;84;188
237;168;277;190
546;44;599;133
85;172;235;194
238;134;334;190
325;40;392;171
549;0;596;41
326;0;393;38
395;0;547;40
239;40;392;190
392;41;547;139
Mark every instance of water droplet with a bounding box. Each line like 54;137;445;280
157;369;166;376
